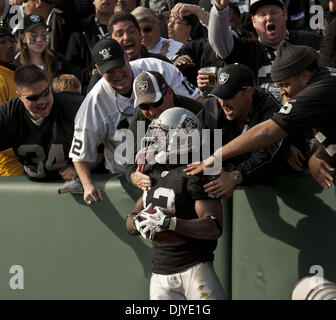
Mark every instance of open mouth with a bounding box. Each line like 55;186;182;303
124;43;134;51
267;24;276;32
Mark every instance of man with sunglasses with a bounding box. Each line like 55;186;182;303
131;6;183;61
69;38;200;205
125;70;204;191
0;64;82;181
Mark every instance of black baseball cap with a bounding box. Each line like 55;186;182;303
0;27;14;38
92;38;125;74
209;64;255;100
249;0;284;15
23;14;47;32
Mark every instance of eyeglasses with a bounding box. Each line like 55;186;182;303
19;86;50;101
138;89;167;111
141;26;153;33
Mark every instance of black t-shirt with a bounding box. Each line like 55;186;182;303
0;92;81;180
143;164;218;275
272;67;336;158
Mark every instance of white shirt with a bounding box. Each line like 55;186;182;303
70;58;200;173
150;38;184;60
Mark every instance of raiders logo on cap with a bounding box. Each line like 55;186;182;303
99;48;112;60
137;81;148;94
30;14;41;23
219;72;230;84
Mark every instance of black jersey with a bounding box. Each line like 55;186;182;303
224;31;322;100
272;67;336;158
143;164;218;275
0;92;81;181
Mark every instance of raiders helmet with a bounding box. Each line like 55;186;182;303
141;107;201;165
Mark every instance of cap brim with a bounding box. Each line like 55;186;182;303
98;57;125;74
134;92;161;108
208;85;238;100
25;23;47;32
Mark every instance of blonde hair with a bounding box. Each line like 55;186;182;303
52;74;82;93
17;34;55;83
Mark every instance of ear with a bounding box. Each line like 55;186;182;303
251;15;256;28
301;70;312;86
283;9;288;22
95;64;103;76
16;89;24;102
35;0;43;8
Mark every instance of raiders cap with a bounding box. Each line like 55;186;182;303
209;64;255;100
249;0;284;15
23;14;47;32
133;71;169;108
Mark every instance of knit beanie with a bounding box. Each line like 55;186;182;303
271;41;318;82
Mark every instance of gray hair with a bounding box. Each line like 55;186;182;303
131;6;160;25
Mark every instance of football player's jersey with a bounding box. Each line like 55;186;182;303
143;164;218;275
0;93;80;181
70;58;200;173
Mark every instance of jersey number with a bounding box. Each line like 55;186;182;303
71;138;83;156
17;144;67;178
144;187;176;214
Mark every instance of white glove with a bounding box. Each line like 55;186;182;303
139;207;176;240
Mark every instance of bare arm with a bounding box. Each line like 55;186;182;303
125;197;144;236
208;0;234;59
73;161;103;204
185;119;288;175
174;199;223;240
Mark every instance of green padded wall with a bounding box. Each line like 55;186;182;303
232;172;336;300
0;174;231;299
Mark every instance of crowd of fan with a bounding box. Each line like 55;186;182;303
0;0;335;199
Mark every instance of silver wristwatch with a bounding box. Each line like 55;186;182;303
232;171;243;185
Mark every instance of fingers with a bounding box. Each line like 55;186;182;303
184;162;201;174
84;187;103;205
132;170;152;191
174;57;195;69
197;71;209;89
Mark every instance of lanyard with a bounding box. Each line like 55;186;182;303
94;16;109;40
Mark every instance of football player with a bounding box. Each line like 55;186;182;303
125;107;226;300
0;64;81;181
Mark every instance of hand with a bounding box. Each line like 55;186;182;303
130;168;152;191
184;155;220;175
214;0;230;11
171;3;207;21
58;165;78;181
83;183;103;205
197;70;210;90
203;170;236;198
173;55;195;71
308;154;334;189
285;145;306;172
329;0;336;12
138;207;172;240
10;0;23;4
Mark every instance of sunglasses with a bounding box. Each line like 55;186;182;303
142;26;153;33
19;86;50;101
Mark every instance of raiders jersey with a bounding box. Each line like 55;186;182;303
70;58;200;173
0;92;81;181
272;67;336;158
142;164;218;275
